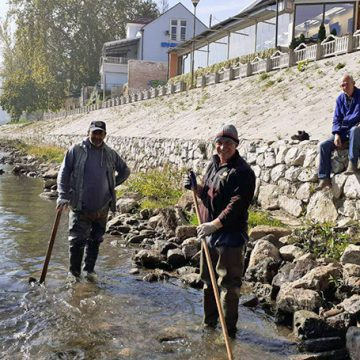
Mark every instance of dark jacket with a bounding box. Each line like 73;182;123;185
199;151;255;248
57;139;130;212
332;87;360;136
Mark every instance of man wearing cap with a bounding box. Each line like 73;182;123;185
184;124;255;338
317;73;360;189
57;121;130;281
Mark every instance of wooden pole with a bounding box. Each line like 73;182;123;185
191;189;234;360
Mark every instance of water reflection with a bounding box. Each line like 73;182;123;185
0;169;298;359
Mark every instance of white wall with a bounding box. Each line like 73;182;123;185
141;3;207;62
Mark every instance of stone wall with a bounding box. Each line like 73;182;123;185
14;131;357;224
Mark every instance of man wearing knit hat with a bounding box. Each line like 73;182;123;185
184;124;255;338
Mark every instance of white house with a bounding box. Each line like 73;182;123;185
99;2;207;92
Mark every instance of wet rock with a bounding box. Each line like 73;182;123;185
298;337;345;353
132;249;164;269
116;198;139;214
181;237;200;260
245;257;280;284
341;245;360;266
139;208;151;220
44;178;57;189
289;349;349;360
143;270;170;282
181;273;202;288
127;234;148;244
159;208;178;237
159;241;178;255
167;248;186;268
253;283;273;303
189;251;201;267
43;168;58;179
249;225;292;241
276;285;322;313
239;294;259;308
106;216;123;231
148;214;161;229
272;262;296;291
0;169;4;175
176;266;199;276
280;245;305;262
346;326;360;360
293;310;340;340
175;225;197;242
129;268;140;275
139;229;156;237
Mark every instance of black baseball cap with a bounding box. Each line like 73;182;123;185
89;121;106;132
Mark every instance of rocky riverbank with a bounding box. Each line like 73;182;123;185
1;140;360;359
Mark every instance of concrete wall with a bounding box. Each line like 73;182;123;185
141;3;207;62
128;60;168;91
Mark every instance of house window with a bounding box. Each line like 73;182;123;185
170;19;187;41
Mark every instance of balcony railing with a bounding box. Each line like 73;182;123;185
102;56;129;65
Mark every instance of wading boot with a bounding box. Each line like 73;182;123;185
84;241;100;281
69;245;84;278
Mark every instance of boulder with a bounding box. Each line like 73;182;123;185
276;285;322;313
43;168;58;179
346;326;360;360
279;195;303;217
258;184;280;210
181;273;202;288
181;238;200;260
159;242;179;256
148;214;162;229
132;249;164;269
293;310;339;340
341;245;360;266
344;174;360;199
280;245;305;262
159;208;178;237
298;337;345;353
176;266;199;276
127;234;149;244
295;183;313;203
306;191;338;223
167;248;187;268
291;263;342;292
249;226;291;241
175;225;197;242
248;239;281;268
245;257;280;284
116;197;139;214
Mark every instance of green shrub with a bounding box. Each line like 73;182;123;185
119;165;185;209
15;142;65;163
259;73;270;81
297;60;309;72
318;23;326;43
248;209;284;229
334;62;346;71
288;222;358;260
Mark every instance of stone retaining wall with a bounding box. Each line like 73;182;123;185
12;131;357;224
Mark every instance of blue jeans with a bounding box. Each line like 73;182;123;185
318;126;360;179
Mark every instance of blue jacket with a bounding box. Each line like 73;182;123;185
57;139;130;212
332;87;360;136
199;151;255;248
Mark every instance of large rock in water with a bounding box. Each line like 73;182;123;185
346;327;360;360
306;191;338;223
132;250;164;269
293;310;340;340
116;197;139;214
341;245;360;266
175;225;197;242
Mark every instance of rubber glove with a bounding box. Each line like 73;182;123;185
56;198;69;209
183;170;197;190
197;221;220;238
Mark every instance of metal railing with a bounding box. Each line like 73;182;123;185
102;56;129;65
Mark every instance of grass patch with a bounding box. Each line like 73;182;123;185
334;62;346;71
288;222;359;261
118;164;185;209
259;73;270;81
248;209;285;229
15;142;65;163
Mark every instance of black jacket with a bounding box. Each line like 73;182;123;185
199;151;255;247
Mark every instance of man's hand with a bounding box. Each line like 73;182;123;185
56;198;69;209
197;220;222;238
183;170;197;190
334;134;342;148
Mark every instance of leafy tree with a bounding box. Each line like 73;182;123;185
0;0;159;120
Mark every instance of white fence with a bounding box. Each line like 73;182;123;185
44;31;360;121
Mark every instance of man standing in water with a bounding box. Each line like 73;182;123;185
184;124;255;338
57;121;130;281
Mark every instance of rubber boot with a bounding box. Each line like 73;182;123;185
83;241;100;274
69;244;84;278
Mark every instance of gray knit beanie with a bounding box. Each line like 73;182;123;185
214;124;239;145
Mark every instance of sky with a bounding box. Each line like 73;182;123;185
166;0;254;25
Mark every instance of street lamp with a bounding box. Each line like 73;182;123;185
190;0;200;89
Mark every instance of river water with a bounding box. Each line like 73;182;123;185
0;163;299;360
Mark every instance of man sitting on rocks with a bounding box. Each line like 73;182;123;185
183;124;255;338
317;73;360;189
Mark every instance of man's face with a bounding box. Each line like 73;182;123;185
89;130;106;147
215;138;237;164
341;76;355;96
